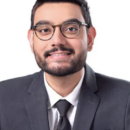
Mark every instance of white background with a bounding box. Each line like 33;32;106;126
0;0;130;81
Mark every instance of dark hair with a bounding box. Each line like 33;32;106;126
30;0;93;29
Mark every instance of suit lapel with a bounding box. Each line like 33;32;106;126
73;65;100;130
24;65;99;130
24;71;50;130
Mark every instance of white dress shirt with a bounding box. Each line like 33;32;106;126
44;68;85;130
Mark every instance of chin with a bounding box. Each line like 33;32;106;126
48;62;71;69
42;63;82;77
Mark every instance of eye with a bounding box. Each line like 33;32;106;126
66;27;77;32
63;23;79;34
39;28;51;33
36;25;53;35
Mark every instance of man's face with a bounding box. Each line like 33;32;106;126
28;3;95;76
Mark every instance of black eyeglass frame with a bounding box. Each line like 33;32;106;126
32;21;88;41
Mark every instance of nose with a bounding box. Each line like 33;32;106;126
51;27;67;46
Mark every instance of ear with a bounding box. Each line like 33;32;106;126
28;29;34;53
87;27;96;51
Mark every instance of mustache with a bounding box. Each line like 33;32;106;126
44;46;75;58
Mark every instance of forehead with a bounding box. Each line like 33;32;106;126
34;2;85;25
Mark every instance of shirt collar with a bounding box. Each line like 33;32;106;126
44;68;85;109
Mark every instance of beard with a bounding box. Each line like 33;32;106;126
33;45;87;77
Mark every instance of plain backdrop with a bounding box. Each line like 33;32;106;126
0;0;130;81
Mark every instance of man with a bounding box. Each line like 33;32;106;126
0;0;130;130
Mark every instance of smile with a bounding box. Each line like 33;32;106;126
50;53;71;56
47;51;72;59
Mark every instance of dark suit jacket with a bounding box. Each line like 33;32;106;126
0;65;130;130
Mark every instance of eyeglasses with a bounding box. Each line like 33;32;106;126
32;21;88;41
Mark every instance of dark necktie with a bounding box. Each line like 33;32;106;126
55;100;71;130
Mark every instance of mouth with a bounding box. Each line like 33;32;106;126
47;51;72;59
48;52;71;56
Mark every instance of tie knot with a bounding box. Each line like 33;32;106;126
55;100;71;117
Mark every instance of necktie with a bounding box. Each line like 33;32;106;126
55;100;71;130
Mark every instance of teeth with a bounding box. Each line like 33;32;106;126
52;53;68;56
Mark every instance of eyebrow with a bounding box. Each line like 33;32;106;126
35;20;53;26
35;18;83;26
63;18;82;24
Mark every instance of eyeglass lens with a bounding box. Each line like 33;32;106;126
35;22;80;40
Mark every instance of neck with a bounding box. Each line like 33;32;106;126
45;68;84;97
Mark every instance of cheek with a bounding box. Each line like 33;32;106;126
33;37;48;55
69;38;88;54
80;39;88;50
73;29;88;52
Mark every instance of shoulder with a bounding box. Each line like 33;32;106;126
95;73;130;95
95;73;130;86
0;71;42;90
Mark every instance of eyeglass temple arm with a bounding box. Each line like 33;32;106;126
81;22;88;27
